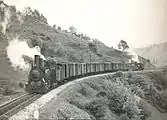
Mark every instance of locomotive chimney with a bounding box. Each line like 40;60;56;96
34;55;40;69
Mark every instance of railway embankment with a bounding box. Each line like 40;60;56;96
9;69;167;120
38;69;167;120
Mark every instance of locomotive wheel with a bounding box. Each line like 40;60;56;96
25;84;34;94
53;82;58;88
41;79;51;94
46;80;50;89
45;80;51;92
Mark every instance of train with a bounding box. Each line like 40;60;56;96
25;55;144;94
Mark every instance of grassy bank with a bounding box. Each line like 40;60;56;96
39;70;167;120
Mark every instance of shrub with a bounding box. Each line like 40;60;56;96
88;42;97;53
53;24;56;29
83;77;104;91
68;53;80;62
2;87;15;96
41;36;51;41
124;72;167;113
84;75;144;119
112;71;123;78
84;74;145;119
30;37;42;47
18;82;24;88
78;84;87;96
138;100;151;120
103;79;142;119
96;91;107;97
84;80;99;90
96;53;103;57
120;114;130;120
78;83;97;98
126;71;133;78
58;26;61;31
69;100;85;110
40;33;45;36
85;98;109;119
60;72;158;120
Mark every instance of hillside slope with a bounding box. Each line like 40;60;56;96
13;17;131;63
135;42;167;67
0;4;154;93
138;56;156;70
39;70;167;120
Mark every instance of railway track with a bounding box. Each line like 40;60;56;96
0;93;41;119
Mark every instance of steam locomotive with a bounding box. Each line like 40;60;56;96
25;55;144;94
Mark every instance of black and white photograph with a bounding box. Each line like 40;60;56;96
0;0;167;119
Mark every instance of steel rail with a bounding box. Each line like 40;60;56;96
0;93;41;119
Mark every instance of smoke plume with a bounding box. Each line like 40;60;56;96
127;48;139;63
6;37;45;71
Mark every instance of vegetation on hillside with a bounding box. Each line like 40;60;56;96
0;2;154;100
0;2;156;66
39;70;167;120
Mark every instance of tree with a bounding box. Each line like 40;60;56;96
80;33;84;38
147;59;150;63
69;25;76;34
57;26;61;31
23;7;33;16
23;7;48;24
88;42;97;53
53;24;56;29
40;13;48;24
0;0;8;7
33;9;40;19
118;40;129;51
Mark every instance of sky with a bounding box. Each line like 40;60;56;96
5;0;167;48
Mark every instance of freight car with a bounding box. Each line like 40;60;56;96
25;55;144;94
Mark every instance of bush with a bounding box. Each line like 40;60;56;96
96;91;107;97
30;37;42;47
126;71;133;78
120;114;130;120
112;71;123;78
59;72;160;120
58;26;61;31
40;33;45;36
78;84;87;96
83;78;103;91
84;81;99;90
123;71;167;113
106;80;142;119
122;73;148;98
85;98;109;119
78;83;97;98
83;75;145;119
138;100;151;120
18;82;24;88
2;87;16;96
69;100;85;110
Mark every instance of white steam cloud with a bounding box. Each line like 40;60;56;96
127;48;139;63
6;37;45;70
